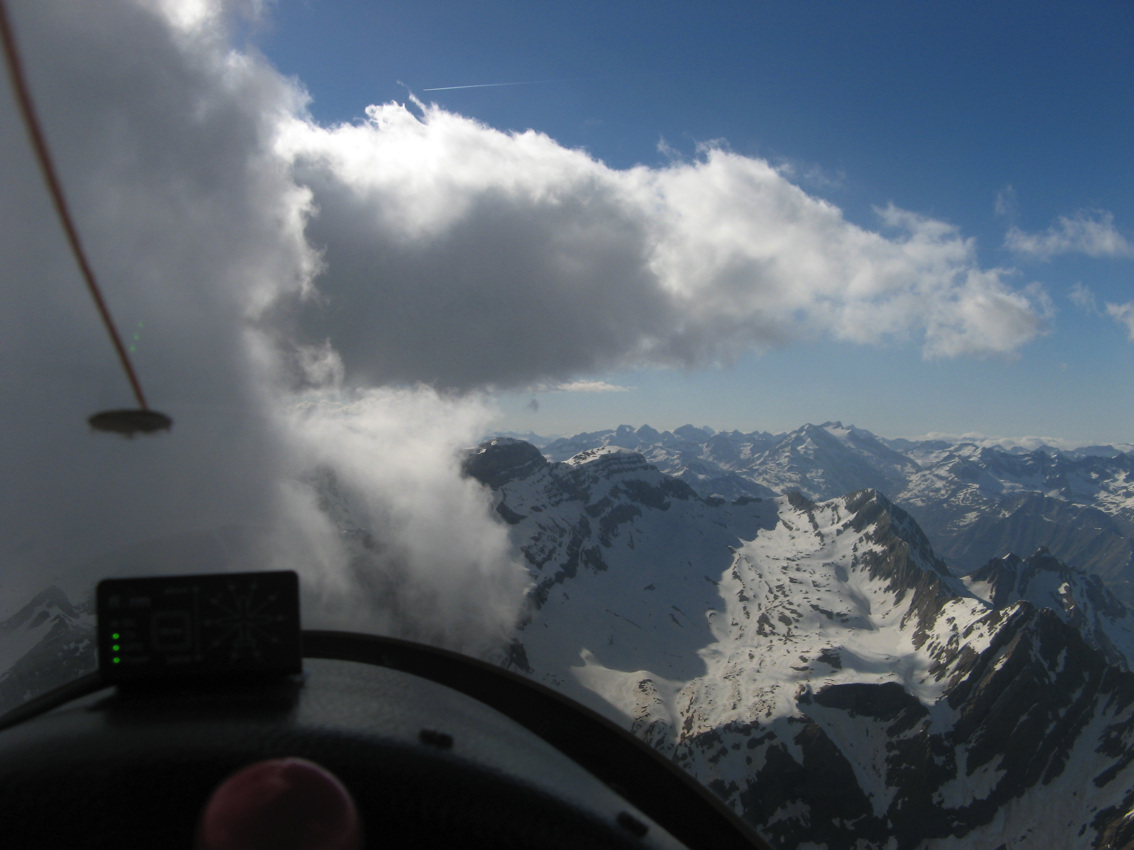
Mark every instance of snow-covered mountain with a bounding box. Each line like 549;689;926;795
465;438;1134;849
541;424;781;502
0;587;95;715
964;548;1134;671
533;423;1134;605
899;444;1134;599
538;421;920;502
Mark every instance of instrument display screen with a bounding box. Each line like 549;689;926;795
97;571;301;683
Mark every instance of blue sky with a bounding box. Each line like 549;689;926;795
255;1;1134;443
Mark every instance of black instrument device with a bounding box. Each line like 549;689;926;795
97;570;302;684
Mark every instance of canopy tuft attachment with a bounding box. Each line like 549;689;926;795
88;409;173;437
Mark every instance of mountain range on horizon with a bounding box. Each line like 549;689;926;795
501;421;1134;460
496;421;1134;608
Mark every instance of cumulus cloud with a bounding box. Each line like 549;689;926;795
1069;284;1134;343
1106;303;1134;341
771;156;845;192
275;388;529;653
994;185;1018;219
1069;282;1098;312
0;0;1054;654
1006;210;1134;260
1;0;311;570
0;0;523;652
543;381;632;393
275;104;1049;386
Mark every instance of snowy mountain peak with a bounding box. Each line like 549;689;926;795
965;548;1134;669
565;444;648;466
461;437;548;489
0;587;94;715
0;586;78;637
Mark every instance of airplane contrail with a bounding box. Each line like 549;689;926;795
422;80;556;92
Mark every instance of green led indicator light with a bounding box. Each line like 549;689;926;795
111;633;120;640
112;658;121;664
112;645;120;652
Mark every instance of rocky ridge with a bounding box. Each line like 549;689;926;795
533;423;1134;605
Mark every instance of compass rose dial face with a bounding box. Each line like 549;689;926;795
204;578;291;664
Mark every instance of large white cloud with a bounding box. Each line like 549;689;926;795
278;104;1050;390
0;0;1052;651
0;0;310;567
1006;210;1134;260
0;0;528;650
1106;303;1134;341
275;388;529;653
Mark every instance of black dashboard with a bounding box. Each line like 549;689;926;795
0;630;768;849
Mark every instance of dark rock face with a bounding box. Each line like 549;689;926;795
462;438;548;489
733;719;890;849
843;490;961;644
809;681;928;725
968;549;1134;669
896;449;1134;606
679;606;1134;850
